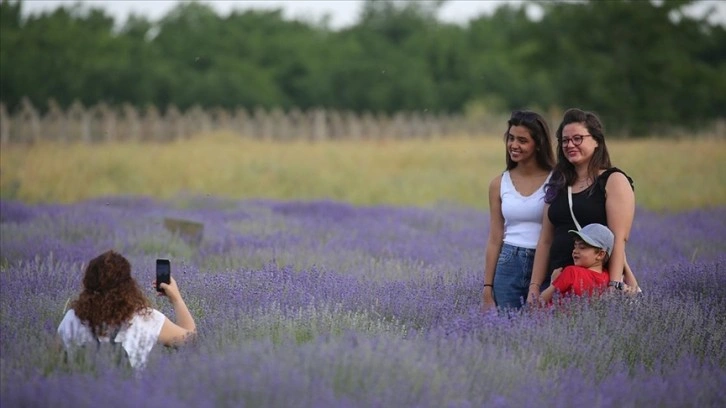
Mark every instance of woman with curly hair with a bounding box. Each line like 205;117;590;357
57;250;196;369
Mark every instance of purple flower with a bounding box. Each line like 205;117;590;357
1;197;724;406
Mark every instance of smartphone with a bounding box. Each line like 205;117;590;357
156;259;171;292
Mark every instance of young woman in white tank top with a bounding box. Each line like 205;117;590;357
482;111;555;312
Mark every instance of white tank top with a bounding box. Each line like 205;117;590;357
500;170;551;249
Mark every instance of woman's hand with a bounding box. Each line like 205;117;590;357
622;283;642;296
481;287;496;313
527;284;541;305
153;277;182;303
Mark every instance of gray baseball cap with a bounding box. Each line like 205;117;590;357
568;223;614;256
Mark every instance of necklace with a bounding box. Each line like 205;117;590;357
575;176;592;189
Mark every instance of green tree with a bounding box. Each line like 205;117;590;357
1;0;724;133
527;0;726;134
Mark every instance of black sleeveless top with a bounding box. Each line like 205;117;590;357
547;168;634;276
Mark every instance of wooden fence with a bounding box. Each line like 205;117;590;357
0;98;516;144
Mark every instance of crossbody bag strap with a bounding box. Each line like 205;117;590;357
109;326;122;345
94;326;122;345
567;186;582;231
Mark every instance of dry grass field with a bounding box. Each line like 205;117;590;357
1;133;724;211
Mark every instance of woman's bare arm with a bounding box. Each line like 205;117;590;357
156;277;196;346
605;172;635;283
482;175;504;312
528;204;553;304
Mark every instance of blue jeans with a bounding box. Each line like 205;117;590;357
493;243;536;310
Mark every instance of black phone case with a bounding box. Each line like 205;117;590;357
156;259;171;292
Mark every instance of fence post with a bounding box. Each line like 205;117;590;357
233;107;252;138
0;97;522;143
17;98;41;144
142;105;162;141
253;107;272;140
714;119;725;138
288;107;307;140
377;112;392;140
211;106;231;134
184;105;210;137
327;109;345;140
343;111;361;140
67;100;89;143
165;105;185;141
422;111;438;139
392;112;407;140
0;103;9;145
311;108;327;141
89;102;117;143
269;107;288;141
120;104;140;141
44;99;67;143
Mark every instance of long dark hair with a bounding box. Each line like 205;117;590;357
545;108;612;202
504;110;555;171
71;250;151;336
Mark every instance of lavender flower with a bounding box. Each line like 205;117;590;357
1;197;724;407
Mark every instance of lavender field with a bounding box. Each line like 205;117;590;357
1;196;724;407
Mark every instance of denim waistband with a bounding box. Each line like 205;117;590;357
502;243;536;256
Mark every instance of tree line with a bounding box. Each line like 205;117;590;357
1;0;724;135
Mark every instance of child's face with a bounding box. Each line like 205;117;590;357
572;239;604;267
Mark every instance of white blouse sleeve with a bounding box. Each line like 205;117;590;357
57;309;94;347
119;309;166;369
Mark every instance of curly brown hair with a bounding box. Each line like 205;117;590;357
71;250;151;336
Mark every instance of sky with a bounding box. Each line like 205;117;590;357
19;0;726;28
20;0;531;28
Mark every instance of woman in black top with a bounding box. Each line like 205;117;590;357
528;108;640;302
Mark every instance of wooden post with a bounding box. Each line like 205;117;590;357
376;112;391;140
270;107;290;141
211;106;230;133
328;110;345;140
18;98;41;144
233;107;252;138
253;107;272;140
44;99;67;143
342;111;359;141
311;108;327;141
0;103;9;145
165;105;184;141
90;102;116;143
288;107;306;140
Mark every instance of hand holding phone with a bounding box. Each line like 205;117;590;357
156;259;171;293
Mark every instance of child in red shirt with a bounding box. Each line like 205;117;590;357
540;223;614;304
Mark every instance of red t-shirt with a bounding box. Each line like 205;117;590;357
552;265;609;298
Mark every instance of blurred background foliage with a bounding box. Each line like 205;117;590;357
1;0;725;135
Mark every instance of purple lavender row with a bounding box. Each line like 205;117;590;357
1;197;724;406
